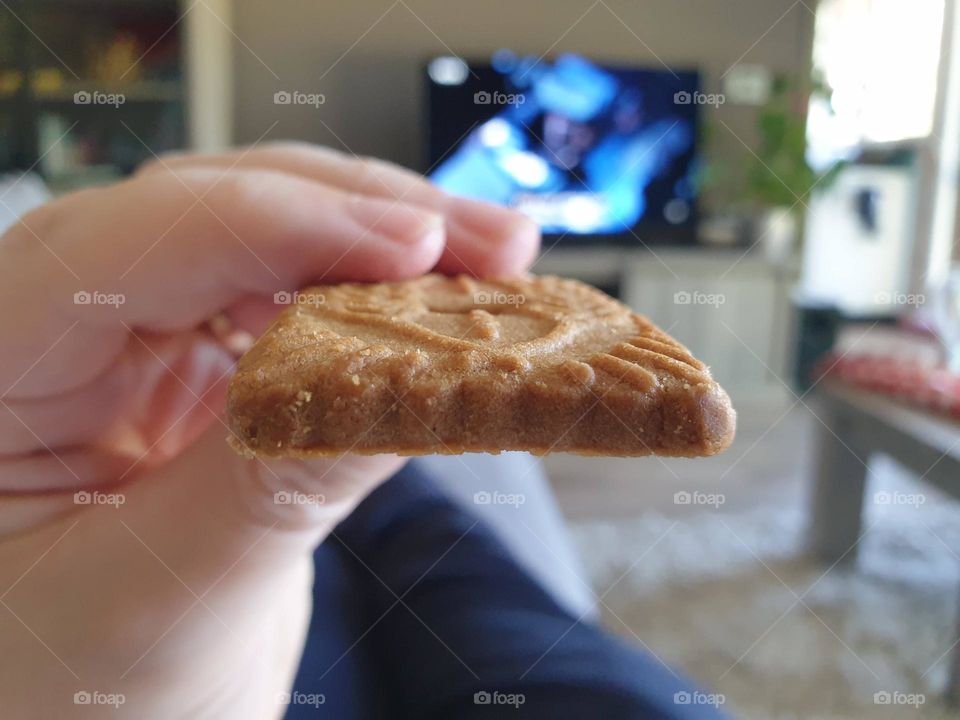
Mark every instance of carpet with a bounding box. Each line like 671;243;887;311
570;464;960;719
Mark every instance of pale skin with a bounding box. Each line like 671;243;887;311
0;143;540;718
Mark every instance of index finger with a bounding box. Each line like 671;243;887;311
141;142;541;277
0;166;445;397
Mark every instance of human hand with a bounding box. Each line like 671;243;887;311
0;142;539;718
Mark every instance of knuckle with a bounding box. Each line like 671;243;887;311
213;170;276;209
354;155;400;195
261;139;314;155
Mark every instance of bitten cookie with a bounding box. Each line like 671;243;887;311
226;274;736;457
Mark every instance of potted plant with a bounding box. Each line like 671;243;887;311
742;75;842;264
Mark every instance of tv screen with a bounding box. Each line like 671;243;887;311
425;53;701;244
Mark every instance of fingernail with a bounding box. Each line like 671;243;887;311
448;196;535;244
446;198;540;275
346;195;444;247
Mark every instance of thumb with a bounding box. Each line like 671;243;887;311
121;426;406;578
0;426;404;706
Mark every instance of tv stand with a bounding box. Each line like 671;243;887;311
534;246;795;399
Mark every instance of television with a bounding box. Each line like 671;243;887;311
425;52;702;245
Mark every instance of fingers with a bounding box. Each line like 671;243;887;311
0;327;233;457
0;424;402;673
0;356;134;454
121;332;236;465
140;142;541;276
0;331;244;531
0;450;133;536
0;167;446;397
0;449;132;494
123;426;405;569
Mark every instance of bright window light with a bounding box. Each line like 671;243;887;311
807;0;945;163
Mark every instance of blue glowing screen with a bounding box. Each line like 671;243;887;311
426;53;700;240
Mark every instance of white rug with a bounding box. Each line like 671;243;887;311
571;481;960;719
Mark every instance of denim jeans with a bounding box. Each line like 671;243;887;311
287;461;729;719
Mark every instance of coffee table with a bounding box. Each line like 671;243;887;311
809;380;960;701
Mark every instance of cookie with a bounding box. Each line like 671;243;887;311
226;274;735;457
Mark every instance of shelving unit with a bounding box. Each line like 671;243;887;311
0;0;233;191
31;80;183;103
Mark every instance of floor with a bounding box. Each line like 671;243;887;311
545;393;811;523
544;392;960;719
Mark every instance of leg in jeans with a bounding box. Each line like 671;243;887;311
288;461;728;719
417;452;596;619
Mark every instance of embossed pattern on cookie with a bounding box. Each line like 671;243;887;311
226;274;736;457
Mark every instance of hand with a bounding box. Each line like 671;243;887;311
0;142;539;718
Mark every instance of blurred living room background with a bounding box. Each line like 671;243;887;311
2;0;960;718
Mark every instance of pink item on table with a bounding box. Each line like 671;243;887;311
816;352;960;419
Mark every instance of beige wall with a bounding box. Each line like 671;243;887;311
231;0;814;204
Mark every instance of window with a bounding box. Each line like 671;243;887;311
806;0;946;167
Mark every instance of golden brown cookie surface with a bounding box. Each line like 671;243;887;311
226;274;735;457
